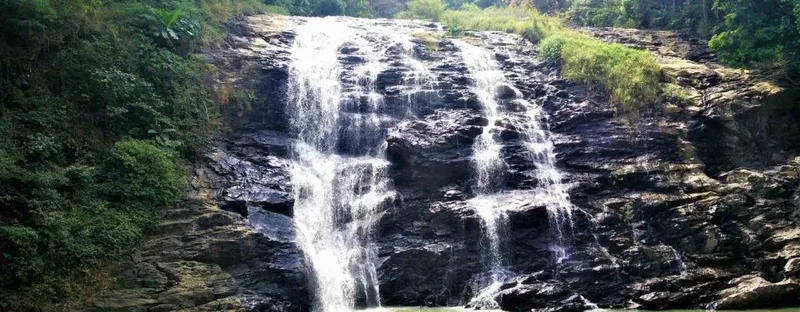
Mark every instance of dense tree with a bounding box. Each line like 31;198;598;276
563;0;717;36
0;0;263;308
709;0;800;73
525;0;797;76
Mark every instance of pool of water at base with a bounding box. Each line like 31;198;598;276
369;307;800;312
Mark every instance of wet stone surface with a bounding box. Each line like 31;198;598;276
88;16;800;312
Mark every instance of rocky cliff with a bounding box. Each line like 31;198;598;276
88;16;799;312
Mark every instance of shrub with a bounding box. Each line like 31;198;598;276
460;3;480;11
0;0;257;308
0;140;183;309
102;140;184;213
316;0;347;16
403;0;447;21
441;6;662;115
538;35;565;64
440;7;562;42
264;5;291;15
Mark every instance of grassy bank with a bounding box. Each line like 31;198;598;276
0;0;268;309
431;6;662;115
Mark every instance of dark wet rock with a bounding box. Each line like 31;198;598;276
493;282;580;312
91;16;800;312
713;275;800;309
496;83;520;99
379;242;472;306
386;109;485;187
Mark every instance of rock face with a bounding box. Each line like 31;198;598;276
86;152;310;312
93;17;799;311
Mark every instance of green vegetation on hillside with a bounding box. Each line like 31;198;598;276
438;6;660;115
709;0;800;72
531;0;800;76
399;0;800;78
0;0;267;309
270;0;373;16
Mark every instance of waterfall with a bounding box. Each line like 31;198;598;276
455;41;509;291
288;18;395;311
455;40;505;195
455;38;575;299
286;16;574;310
515;100;574;263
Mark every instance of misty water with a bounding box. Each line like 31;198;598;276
284;16;585;311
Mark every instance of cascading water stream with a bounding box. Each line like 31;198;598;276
455;38;577;306
288;18;578;310
513;98;574;263
288;18;396;312
286;17;435;312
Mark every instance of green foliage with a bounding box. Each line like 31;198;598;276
345;0;373;17
564;0;716;36
0;141;183;309
0;0;259;308
460;3;481;11
442;6;661;115
441;8;562;42
661;83;690;105
446;23;465;36
401;0;447;21
103;140;183;213
709;0;800;73
316;0;347;16
555;0;799;74
566;0;634;28
156;7;183;29
538;35;566;63
552;33;661;115
264;4;291;15
283;0;372;17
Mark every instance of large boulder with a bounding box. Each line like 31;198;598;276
713;275;800;309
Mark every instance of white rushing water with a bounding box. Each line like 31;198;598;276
454;41;505;195
515;101;574;263
288;18;394;312
455;41;509;299
287;17;435;312
287;17;575;310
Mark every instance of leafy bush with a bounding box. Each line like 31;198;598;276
460;3;481;11
538;35;565;64
446;23;465;36
0;140;182;309
549;33;661;115
0;0;257;308
441;7;561;42
102;140;184;213
316;0;347;16
264;5;291;15
709;0;800;73
401;0;447;21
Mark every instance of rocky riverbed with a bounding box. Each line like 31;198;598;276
86;15;799;312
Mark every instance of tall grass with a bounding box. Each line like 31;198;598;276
438;7;662;115
0;0;266;309
440;7;561;43
396;0;447;21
